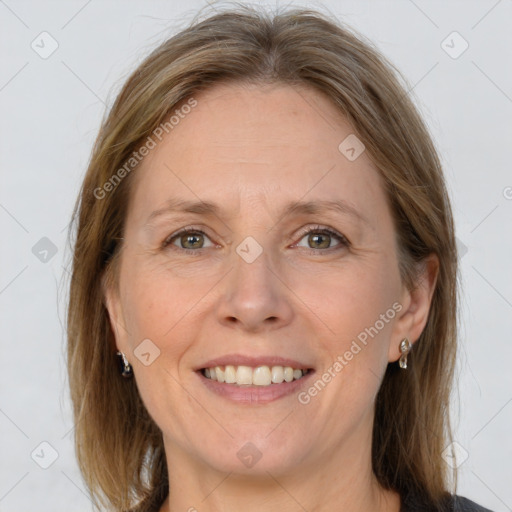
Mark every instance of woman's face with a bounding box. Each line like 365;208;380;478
105;82;429;478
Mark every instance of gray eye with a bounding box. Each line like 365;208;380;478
165;230;214;250
296;229;345;250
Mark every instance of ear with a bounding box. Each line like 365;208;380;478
388;253;439;363
102;269;130;355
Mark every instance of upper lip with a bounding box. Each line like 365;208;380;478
196;354;314;370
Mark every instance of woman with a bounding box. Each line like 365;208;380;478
67;5;492;512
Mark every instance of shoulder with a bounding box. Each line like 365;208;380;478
451;495;493;512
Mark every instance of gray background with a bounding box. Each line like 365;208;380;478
1;0;511;510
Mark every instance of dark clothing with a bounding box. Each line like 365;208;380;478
401;493;493;511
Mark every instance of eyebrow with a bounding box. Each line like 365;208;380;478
146;197;368;226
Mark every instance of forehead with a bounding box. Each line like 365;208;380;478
127;82;387;225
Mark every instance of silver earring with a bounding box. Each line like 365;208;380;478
399;338;412;369
117;351;133;378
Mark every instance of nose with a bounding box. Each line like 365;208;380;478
215;243;294;333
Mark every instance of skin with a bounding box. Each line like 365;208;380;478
105;82;438;512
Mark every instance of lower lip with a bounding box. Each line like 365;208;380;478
197;371;315;404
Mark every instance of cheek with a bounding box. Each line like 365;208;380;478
300;259;399;407
313;259;398;347
120;263;211;344
118;270;202;439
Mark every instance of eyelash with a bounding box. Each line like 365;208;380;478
161;225;350;255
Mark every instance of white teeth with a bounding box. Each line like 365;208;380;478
253;366;272;386
215;366;225;383
202;365;308;386
236;365;253;385
271;366;284;383
224;365;236;384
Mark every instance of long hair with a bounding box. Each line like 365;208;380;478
66;5;459;510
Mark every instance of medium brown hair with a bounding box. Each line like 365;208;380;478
67;4;459;511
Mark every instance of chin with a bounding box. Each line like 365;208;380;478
187;426;313;476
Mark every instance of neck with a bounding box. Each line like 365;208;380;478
159;419;400;512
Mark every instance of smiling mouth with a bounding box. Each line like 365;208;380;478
201;365;311;387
